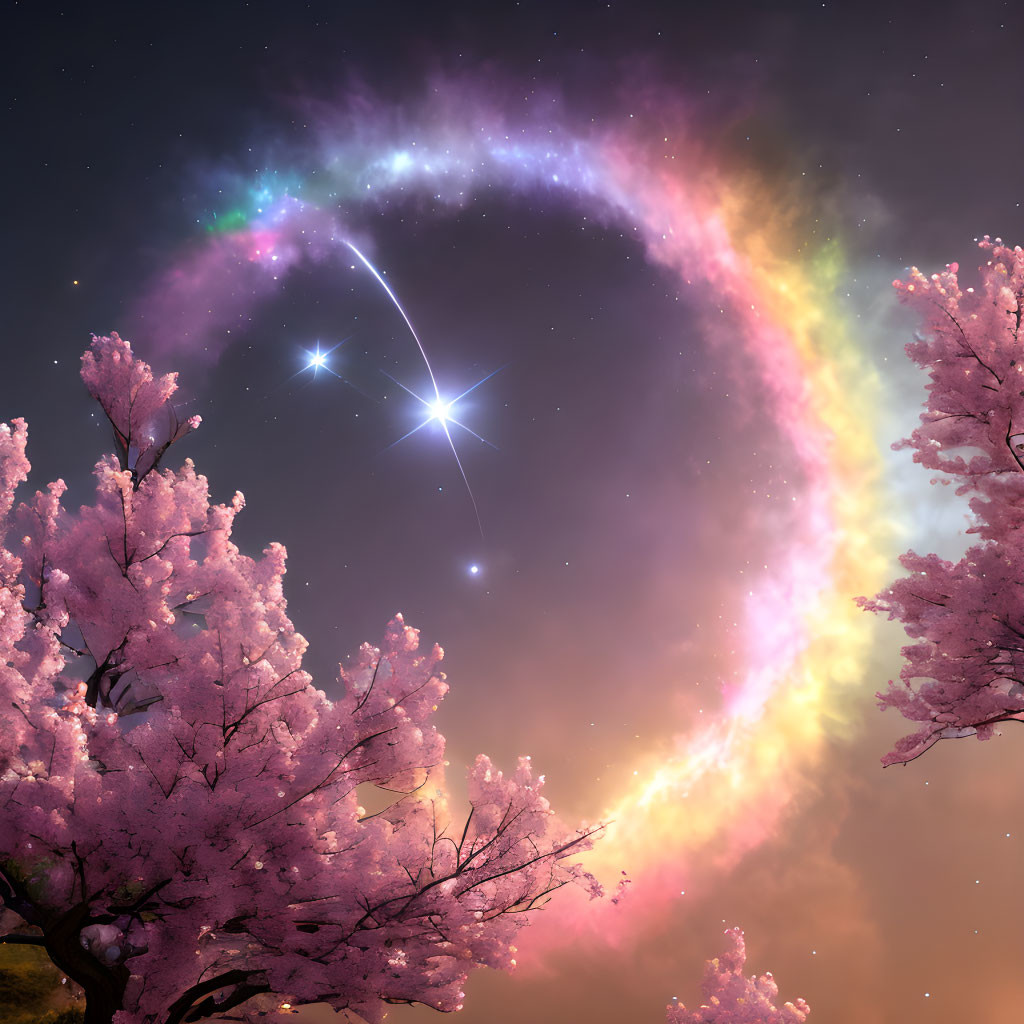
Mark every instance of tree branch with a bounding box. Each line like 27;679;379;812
164;969;268;1024
0;932;46;945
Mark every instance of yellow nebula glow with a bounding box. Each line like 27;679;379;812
570;159;895;913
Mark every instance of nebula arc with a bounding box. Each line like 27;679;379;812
129;88;893;945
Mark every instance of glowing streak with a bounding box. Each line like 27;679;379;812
343;240;440;396
345;239;494;537
449;365;506;406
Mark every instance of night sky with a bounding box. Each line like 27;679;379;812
6;2;1024;1022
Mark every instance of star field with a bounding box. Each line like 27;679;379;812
7;2;1024;1022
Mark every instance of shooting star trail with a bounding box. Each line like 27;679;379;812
344;239;496;538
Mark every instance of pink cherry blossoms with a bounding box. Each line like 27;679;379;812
666;929;809;1023
0;334;601;1024
859;238;1024;766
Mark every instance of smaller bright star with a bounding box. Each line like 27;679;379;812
469;564;480;575
281;336;356;389
304;341;342;376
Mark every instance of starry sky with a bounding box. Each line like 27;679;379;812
6;2;1024;1022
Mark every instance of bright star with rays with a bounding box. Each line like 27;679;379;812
275;336;359;391
380;366;503;539
345;239;504;537
304;340;345;378
429;397;452;423
382;366;503;452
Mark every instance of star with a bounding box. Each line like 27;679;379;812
382;367;502;451
343;239;505;536
380;366;503;537
272;336;363;396
304;340;346;378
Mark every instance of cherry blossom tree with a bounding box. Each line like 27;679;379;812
0;334;601;1024
859;238;1024;766
666;929;809;1023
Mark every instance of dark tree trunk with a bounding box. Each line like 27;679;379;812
42;902;129;1024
